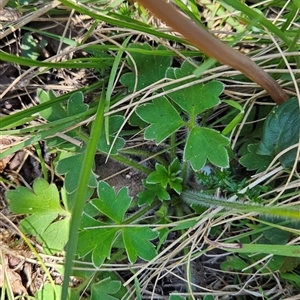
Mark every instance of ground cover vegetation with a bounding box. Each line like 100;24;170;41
0;0;299;299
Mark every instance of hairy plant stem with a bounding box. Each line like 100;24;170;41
182;190;300;221
136;0;288;104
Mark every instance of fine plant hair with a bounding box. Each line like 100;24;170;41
182;190;300;223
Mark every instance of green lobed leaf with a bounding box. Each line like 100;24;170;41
91;277;121;300
77;182;158;266
147;164;169;187
138;180;170;205
21;32;47;60
7;178;64;214
6;178;70;254
122;227;158;263
41;219;70;254
93;181;132;223
55;152;98;194
136;96;184;144
164;61;223;114
77;228;118;267
38;89;67;121
38;90;87;122
184;127;230;170
239;143;273;172
120;43;171;92
258;97;300;168
36;284;70;300
97;115;125;154
67;92;89;116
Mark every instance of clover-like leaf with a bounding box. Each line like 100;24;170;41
122;227;158;263
56;152;97;194
93;181;132;223
184;127;230;170
120;43;171;92
136;96;185;144
258;97;299;168
165;61;223;114
91;277;121;300
67;92;89;116
6;178;70;254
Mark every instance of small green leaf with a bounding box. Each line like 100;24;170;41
77;228;118;267
6;178;70;254
120;43;171;92
239;144;273;172
91;277;121;300
165;61;223;114
21;33;47;60
258;97;299;168
67;92;88;116
146;160;182;194
169;178;182;194
279;256;300;273
38;89;67;121
7;178;63;214
93;181;132;223
56;152;97;194
136;96;184;144
97;115;125;154
147;164;169;187
184;127;230;170
78;182;158;266
138;180;170;205
122;227;158;263
221;255;248;271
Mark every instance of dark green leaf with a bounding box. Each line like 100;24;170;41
258;97;299;168
120;43;171;92
147;164;169;187
239;144;273;172
67;92;88;116
21;33;47;60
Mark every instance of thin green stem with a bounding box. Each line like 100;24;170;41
61;87;106;300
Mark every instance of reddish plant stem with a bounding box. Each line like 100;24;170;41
136;0;288;104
